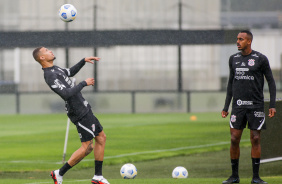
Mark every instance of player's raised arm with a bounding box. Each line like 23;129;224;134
68;57;100;77
84;57;100;64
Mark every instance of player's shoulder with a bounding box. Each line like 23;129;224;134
229;52;241;63
230;52;241;58
251;50;267;60
43;66;58;79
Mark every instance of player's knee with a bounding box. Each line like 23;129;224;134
100;133;107;145
100;131;107;141
251;134;260;144
96;131;106;145
231;135;241;144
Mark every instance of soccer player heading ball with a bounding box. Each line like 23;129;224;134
221;30;276;184
33;47;110;184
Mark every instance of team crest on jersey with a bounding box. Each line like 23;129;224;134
248;59;255;66
231;115;236;122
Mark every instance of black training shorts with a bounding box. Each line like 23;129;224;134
229;108;266;130
74;110;103;142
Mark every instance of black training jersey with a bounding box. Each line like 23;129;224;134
42;58;91;123
223;50;276;111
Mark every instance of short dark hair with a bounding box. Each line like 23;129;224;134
240;30;253;41
32;46;43;62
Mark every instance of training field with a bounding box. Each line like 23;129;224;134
0;113;281;184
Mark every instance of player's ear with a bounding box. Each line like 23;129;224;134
247;39;252;45
39;55;45;61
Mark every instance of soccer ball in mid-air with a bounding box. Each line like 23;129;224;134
120;163;137;179
172;166;188;178
58;4;77;22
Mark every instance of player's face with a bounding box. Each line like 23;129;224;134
236;33;251;51
39;47;56;62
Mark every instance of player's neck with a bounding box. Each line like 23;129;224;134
240;48;252;56
41;60;54;68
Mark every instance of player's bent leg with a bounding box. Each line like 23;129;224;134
68;140;94;166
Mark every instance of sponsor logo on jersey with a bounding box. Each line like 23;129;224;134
231;115;236;122
236;68;249;71
79;133;82;139
235;75;254;80
251;53;259;57
248;59;255;66
234;54;241;58
235;62;240;64
254;111;265;117
241;62;246;66
237;99;253;106
51;79;66;90
235;68;249;76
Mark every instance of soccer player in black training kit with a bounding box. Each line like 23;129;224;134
221;30;276;184
33;47;110;184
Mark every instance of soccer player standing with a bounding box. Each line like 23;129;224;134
221;30;276;184
33;47;110;184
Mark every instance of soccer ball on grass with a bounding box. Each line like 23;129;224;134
172;166;188;178
58;4;77;22
120;163;137;179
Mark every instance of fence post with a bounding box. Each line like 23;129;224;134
131;91;135;114
16;85;20;114
187;91;190;113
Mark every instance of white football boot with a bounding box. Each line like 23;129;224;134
50;169;63;184
91;175;110;184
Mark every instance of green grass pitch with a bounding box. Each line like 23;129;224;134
0;113;281;184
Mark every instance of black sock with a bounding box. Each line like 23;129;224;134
59;162;72;176
231;159;239;177
252;158;260;179
95;160;103;176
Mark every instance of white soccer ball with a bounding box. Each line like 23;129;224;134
58;4;77;22
120;163;137;179
172;166;188;178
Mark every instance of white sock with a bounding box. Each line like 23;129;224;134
94;175;103;180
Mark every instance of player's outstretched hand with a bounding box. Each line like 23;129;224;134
221;111;229;118
268;108;276;118
85;78;95;86
85;57;100;64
